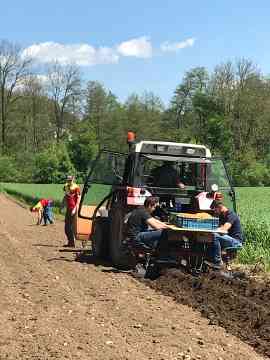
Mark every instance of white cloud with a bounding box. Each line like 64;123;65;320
160;37;196;52
22;42;119;66
21;36;194;66
117;36;152;58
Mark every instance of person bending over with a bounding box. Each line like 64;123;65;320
126;196;173;259
205;200;243;269
30;199;54;225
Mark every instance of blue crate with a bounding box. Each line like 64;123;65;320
174;215;219;230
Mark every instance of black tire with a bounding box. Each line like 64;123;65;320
109;206;134;269
91;217;109;259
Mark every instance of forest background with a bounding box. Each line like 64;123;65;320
1;39;270;186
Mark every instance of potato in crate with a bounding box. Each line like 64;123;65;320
169;212;219;230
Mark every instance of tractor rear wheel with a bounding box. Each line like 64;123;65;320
110;206;134;269
91;217;109;259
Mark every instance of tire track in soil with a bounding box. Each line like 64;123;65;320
0;194;267;360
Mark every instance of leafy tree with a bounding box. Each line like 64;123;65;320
46;62;81;142
0;156;20;182
0;40;32;154
84;81;108;150
21;75;54;150
171;67;209;129
33;144;75;183
84;81;130;152
8;77;54;155
124;92;164;142
14;151;36;183
241;162;270;186
68;121;98;176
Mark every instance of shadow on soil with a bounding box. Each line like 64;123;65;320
144;268;270;359
74;250;113;268
75;250;132;274
51;249;131;274
47;256;75;262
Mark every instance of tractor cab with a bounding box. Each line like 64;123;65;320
77;136;236;269
124;141;235;211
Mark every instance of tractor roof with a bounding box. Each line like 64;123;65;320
134;141;211;158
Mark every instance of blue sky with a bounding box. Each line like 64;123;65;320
1;0;270;105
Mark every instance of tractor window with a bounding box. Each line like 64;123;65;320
206;158;235;210
88;151;127;185
79;151;127;213
206;158;232;190
136;155;206;190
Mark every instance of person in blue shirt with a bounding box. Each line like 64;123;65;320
205;200;243;269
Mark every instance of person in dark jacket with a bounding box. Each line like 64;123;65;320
205;200;243;269
127;196;173;258
150;162;185;189
148;162;185;208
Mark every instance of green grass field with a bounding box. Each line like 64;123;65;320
1;183;270;269
236;187;270;269
1;183;111;208
237;187;270;225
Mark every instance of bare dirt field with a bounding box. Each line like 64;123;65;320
0;193;269;360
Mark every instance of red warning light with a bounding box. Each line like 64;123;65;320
127;131;136;143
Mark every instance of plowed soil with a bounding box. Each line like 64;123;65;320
0;193;269;360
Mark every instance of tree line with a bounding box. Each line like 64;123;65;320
0;39;270;186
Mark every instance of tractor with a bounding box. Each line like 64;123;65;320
76;133;237;275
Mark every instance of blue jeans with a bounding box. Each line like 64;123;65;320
43;205;53;225
209;234;243;264
135;230;168;252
